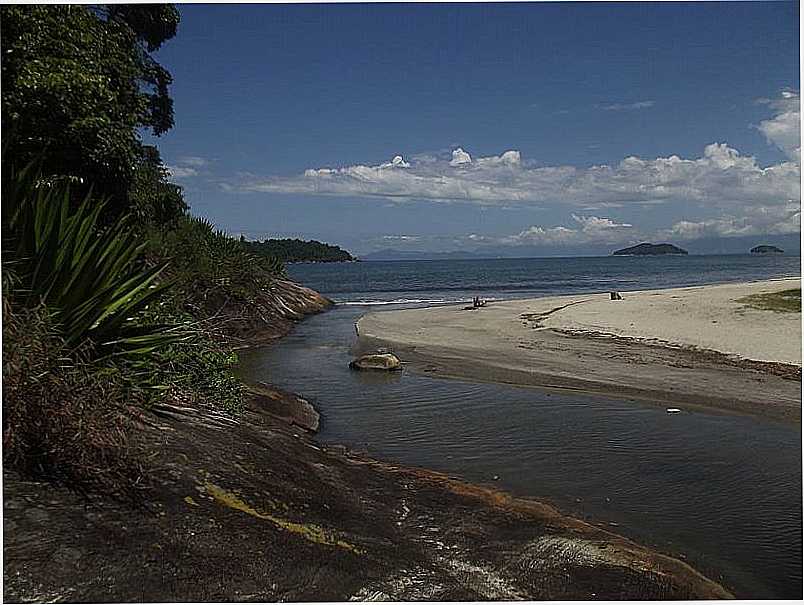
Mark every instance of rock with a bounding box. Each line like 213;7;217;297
349;353;402;371
249;383;320;432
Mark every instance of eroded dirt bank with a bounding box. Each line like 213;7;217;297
3;282;733;601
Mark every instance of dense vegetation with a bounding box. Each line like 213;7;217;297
243;237;355;263
1;4;289;496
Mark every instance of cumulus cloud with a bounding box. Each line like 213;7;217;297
662;203;800;240
449;147;473;166
228;91;800;240
493;206;799;249
233;141;798;210
599;100;655;111
503;214;635;246
757;90;800;161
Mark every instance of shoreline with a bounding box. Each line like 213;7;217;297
357;278;802;423
3;278;736;601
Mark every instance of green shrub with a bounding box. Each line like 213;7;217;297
2;304;146;497
146;215;285;308
154;339;246;416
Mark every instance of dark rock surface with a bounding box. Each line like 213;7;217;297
613;243;689;256
225;278;334;347
249;383;320;432
4;391;732;602
3;280;733;602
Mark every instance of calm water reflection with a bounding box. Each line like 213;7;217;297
239;305;802;599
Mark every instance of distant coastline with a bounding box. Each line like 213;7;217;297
356;250;801;262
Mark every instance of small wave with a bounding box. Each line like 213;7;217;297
339;298;465;306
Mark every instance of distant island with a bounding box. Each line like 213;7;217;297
612;242;689;256
243;237;355;263
750;245;784;255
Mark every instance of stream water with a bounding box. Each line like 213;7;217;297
239;256;801;598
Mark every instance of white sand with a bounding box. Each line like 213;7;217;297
357;279;801;420
360;278;801;365
538;279;802;365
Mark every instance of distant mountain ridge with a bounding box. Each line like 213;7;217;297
359;248;489;261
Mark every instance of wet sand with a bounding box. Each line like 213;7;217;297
357;278;802;423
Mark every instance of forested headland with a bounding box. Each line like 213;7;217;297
243;237;355;263
1;4;326;495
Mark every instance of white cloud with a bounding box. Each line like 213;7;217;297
757;90;800;161
178;156;209;167
384;155;411;168
571;214;632;231
167;155;211;179
662;203;800;240
166;165;198;179
504;214;635;246
449;147;473;166
599;100;655;111
234;141;798;210
228;91;800;240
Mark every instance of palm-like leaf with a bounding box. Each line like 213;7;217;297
4;163;187;357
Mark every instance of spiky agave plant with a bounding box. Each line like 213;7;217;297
3;163;186;360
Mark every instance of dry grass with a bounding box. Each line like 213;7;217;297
737;288;801;313
2;305;147;498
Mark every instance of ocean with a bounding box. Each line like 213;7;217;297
285;253;800;306
240;254;801;599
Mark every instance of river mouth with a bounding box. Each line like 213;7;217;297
239;304;802;600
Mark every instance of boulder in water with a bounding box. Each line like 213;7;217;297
349;353;402;371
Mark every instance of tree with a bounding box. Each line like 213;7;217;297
129;146;188;227
1;4;181;218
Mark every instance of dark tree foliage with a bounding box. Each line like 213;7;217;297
129;146;188;227
243;238;355;263
1;4;181;218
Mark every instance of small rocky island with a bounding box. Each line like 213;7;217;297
613;242;689;256
750;245;784;255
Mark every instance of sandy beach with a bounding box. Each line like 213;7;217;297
357;278;802;422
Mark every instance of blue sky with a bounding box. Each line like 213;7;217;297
148;1;800;255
